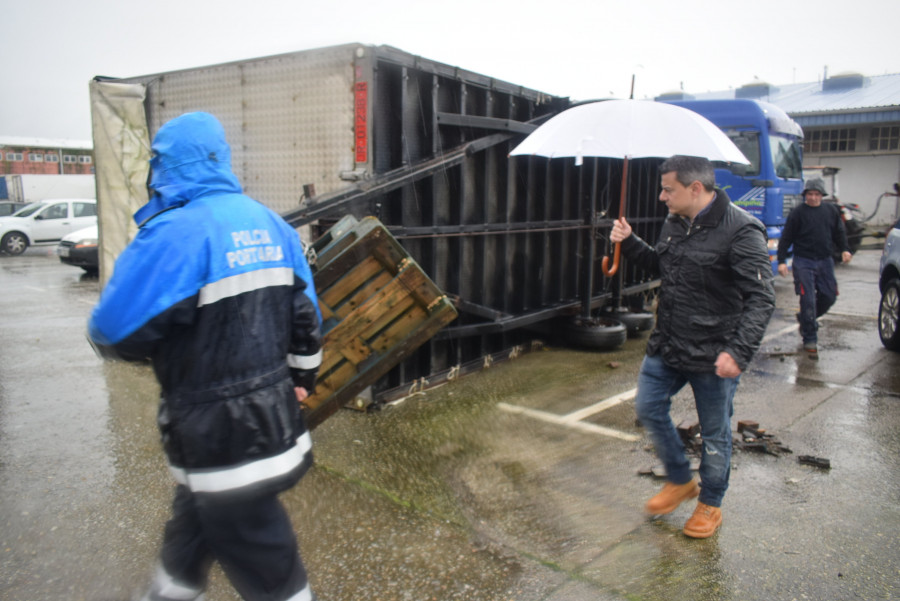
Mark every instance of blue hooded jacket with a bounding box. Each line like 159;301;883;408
89;112;322;499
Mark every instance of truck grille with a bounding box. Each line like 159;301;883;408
782;194;801;218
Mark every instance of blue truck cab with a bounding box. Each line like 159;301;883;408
661;99;805;272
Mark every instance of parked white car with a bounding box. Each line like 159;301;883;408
0;199;97;255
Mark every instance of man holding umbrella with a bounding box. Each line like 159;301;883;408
610;155;775;538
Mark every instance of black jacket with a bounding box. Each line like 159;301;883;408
621;189;775;372
776;201;850;263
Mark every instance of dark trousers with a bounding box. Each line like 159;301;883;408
792;255;838;344
146;484;312;601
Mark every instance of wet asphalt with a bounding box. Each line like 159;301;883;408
1;244;898;601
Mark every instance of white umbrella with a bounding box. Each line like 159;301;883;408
510;99;749;166
510;99;749;278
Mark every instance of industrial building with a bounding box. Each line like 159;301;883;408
0;136;94;176
658;71;900;227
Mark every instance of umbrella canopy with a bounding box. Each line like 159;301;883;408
510;99;749;165
510;98;750;288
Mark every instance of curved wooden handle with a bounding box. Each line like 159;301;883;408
601;157;629;278
601;242;621;277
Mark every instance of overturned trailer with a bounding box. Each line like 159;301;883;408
90;43;667;413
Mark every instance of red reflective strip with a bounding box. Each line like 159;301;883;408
355;82;368;164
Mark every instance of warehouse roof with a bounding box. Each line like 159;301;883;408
657;72;900;127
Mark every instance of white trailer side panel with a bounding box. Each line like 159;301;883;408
139;44;361;215
4;174;96;202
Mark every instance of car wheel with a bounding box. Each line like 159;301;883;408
1;231;28;255
558;316;627;350
879;279;900;351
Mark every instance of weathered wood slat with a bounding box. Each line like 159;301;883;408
302;216;457;428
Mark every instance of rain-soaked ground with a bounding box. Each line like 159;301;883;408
1;245;898;601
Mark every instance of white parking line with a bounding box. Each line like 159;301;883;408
498;390;640;442
762;323;800;344
562;388;636;422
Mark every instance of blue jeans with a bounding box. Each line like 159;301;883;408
791;255;838;344
635;353;740;507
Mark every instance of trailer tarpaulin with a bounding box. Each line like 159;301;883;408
89;80;151;284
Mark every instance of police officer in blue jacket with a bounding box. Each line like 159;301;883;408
89;112;323;601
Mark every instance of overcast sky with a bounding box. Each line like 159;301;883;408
4;0;898;142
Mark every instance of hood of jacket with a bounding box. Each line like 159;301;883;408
135;112;242;225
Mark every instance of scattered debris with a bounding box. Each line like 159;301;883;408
737;419;760;433
766;350;800;358
636;418;835;477
735;420;792;456
798;455;832;470
677;419;702;453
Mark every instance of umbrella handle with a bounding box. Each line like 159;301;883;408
601;243;621;277
601;157;628;278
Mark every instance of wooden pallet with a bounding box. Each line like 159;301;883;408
302;216;457;428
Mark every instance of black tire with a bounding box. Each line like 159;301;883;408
604;308;655;337
1;231;28;255
879;279;900;351
558;316;627;350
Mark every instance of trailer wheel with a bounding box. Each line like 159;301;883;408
604;308;655;337
558;316;627;350
627;288;659;314
879;278;900;351
1;231;28;255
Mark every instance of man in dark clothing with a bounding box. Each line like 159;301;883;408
89;112;323;601
777;177;852;359
610;155;775;538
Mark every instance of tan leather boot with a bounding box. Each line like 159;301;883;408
644;478;699;514
683;501;723;538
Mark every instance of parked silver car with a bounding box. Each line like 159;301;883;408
57;224;99;275
0;199;97;255
878;218;900;350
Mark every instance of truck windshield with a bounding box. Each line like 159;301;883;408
726;130;760;176
770;135;803;179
